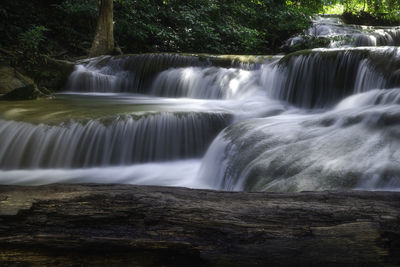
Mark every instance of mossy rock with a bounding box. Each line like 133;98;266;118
2;84;40;100
0;66;34;95
33;57;75;92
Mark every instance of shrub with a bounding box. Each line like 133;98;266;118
18;25;48;53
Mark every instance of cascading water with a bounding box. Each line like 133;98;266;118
0;112;229;169
150;67;264;99
66;54;207;93
1;17;400;192
263;47;400;108
199;89;400;192
287;15;400;48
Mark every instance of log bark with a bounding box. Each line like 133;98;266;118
0;184;399;266
90;0;114;57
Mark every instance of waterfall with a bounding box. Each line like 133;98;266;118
66;54;207;93
335;88;400;109
199;89;400;192
2;18;400;192
65;53;272;99
287;15;400;48
150;67;263;99
0;112;230;169
263;47;400;108
65;47;400;108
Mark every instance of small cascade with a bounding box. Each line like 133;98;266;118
287;15;400;48
66;53;269;99
335;88;400;110
150;67;263;99
0;112;230;169
262;47;400;108
66;54;207;93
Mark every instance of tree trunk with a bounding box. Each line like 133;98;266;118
89;0;114;57
0;184;400;266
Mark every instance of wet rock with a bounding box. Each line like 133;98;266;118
34;57;75;91
2;84;40;100
0;184;399;266
0;65;34;95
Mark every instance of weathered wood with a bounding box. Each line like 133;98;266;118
0;184;399;266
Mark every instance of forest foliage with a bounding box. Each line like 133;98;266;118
1;0;321;56
0;0;399;58
327;0;400;25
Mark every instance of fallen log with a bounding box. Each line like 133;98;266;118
0;184;399;266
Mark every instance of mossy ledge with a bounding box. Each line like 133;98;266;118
0;184;399;266
94;53;281;69
278;48;371;65
278;48;400;71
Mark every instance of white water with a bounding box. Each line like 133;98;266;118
199;89;400;192
150;67;264;100
0;160;207;188
263;47;400;108
287;15;400;48
1;18;400;191
0;112;229;168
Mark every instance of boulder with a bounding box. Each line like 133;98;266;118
35;56;75;91
2;84;40;100
0;65;34;95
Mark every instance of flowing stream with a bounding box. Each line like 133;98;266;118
1;16;400;192
287;15;400;47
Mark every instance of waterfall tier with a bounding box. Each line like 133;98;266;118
65;54;274;96
66;54;206;93
199;88;400;192
287;15;400;48
264;47;400;108
66;48;400;107
0;112;230;169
